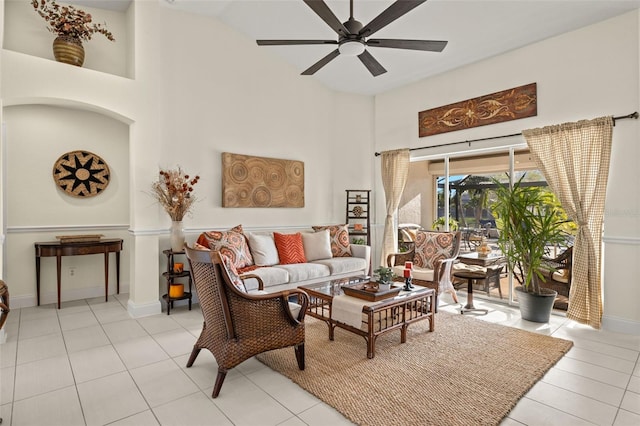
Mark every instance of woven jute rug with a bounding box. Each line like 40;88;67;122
256;312;573;426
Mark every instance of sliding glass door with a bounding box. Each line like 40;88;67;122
400;149;575;310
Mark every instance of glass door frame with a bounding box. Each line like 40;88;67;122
433;146;520;307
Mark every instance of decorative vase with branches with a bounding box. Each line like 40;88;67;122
31;0;115;66
151;167;200;251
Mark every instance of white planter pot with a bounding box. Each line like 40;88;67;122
378;282;391;291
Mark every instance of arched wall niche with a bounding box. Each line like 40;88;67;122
1;101;132;307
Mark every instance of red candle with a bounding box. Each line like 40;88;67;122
403;268;411;278
405;261;413;270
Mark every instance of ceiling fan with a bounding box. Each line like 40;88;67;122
256;0;447;77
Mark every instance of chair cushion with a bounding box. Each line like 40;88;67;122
274;232;307;264
197;225;254;269
392;265;434;281
248;289;302;318
413;231;456;269
246;232;280;266
552;270;570;283
302;229;332;261
312;224;352;257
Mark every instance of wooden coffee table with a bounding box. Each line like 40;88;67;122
299;277;435;359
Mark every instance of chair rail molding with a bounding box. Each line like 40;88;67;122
603;235;640;245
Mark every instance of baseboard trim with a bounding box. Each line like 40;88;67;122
127;299;161;318
602;314;640;335
9;285;130;309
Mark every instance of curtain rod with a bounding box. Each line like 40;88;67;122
373;111;639;157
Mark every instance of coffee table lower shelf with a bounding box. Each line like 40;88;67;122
299;281;435;359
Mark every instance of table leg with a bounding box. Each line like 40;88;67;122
35;256;41;306
56;253;62;309
461;278;488;315
465;278;475;309
104;250;109;303
116;251;120;294
167;279;171;316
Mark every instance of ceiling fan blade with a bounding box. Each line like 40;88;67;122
366;39;447;52
257;40;338;46
303;0;349;36
358;50;387;77
359;0;427;38
301;49;341;75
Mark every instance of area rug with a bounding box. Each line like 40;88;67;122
256;312;573;426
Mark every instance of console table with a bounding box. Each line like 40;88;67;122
34;238;123;309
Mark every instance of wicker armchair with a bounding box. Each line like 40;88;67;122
387;230;462;311
184;246;309;398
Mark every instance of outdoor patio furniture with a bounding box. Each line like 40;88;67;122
387;230;462;311
539;246;573;310
184;246;308;398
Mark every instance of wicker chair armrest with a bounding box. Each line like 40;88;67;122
230;287;309;327
239;273;264;291
387;249;415;267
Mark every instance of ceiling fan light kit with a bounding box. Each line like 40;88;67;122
256;0;447;77
339;40;365;56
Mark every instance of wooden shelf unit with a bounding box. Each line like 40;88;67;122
162;249;193;315
345;189;371;246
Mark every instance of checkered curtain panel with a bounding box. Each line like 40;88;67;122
380;149;410;266
523;116;613;329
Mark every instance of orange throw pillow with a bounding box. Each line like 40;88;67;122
273;232;307;264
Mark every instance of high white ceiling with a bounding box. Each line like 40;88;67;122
83;0;640;95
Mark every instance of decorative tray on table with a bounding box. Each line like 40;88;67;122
342;282;402;302
56;234;104;243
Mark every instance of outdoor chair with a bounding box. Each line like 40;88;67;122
387;230;462;311
184;246;309;398
538;246;573;310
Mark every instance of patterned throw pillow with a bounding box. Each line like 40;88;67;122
219;254;247;293
273;232;307;264
413;231;455;269
196;225;254;269
312;224;352;257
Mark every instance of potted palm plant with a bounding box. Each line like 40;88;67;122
491;176;568;322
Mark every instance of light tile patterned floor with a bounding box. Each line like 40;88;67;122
0;293;638;425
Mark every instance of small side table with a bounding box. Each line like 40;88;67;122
453;270;489;315
162;249;193;315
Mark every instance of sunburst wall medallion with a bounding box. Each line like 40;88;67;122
52;150;110;198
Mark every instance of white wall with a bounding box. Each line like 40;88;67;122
0;0;375;314
373;11;640;333
4;0;130;77
2;105;130;305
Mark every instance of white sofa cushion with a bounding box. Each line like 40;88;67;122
277;263;331;282
312;257;368;275
246;232;280;266
302;229;332;261
243;266;290;291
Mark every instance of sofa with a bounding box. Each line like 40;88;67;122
195;224;371;293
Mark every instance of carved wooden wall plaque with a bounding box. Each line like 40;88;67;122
222;153;304;208
418;83;537;138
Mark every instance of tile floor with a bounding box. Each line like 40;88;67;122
0;293;639;425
